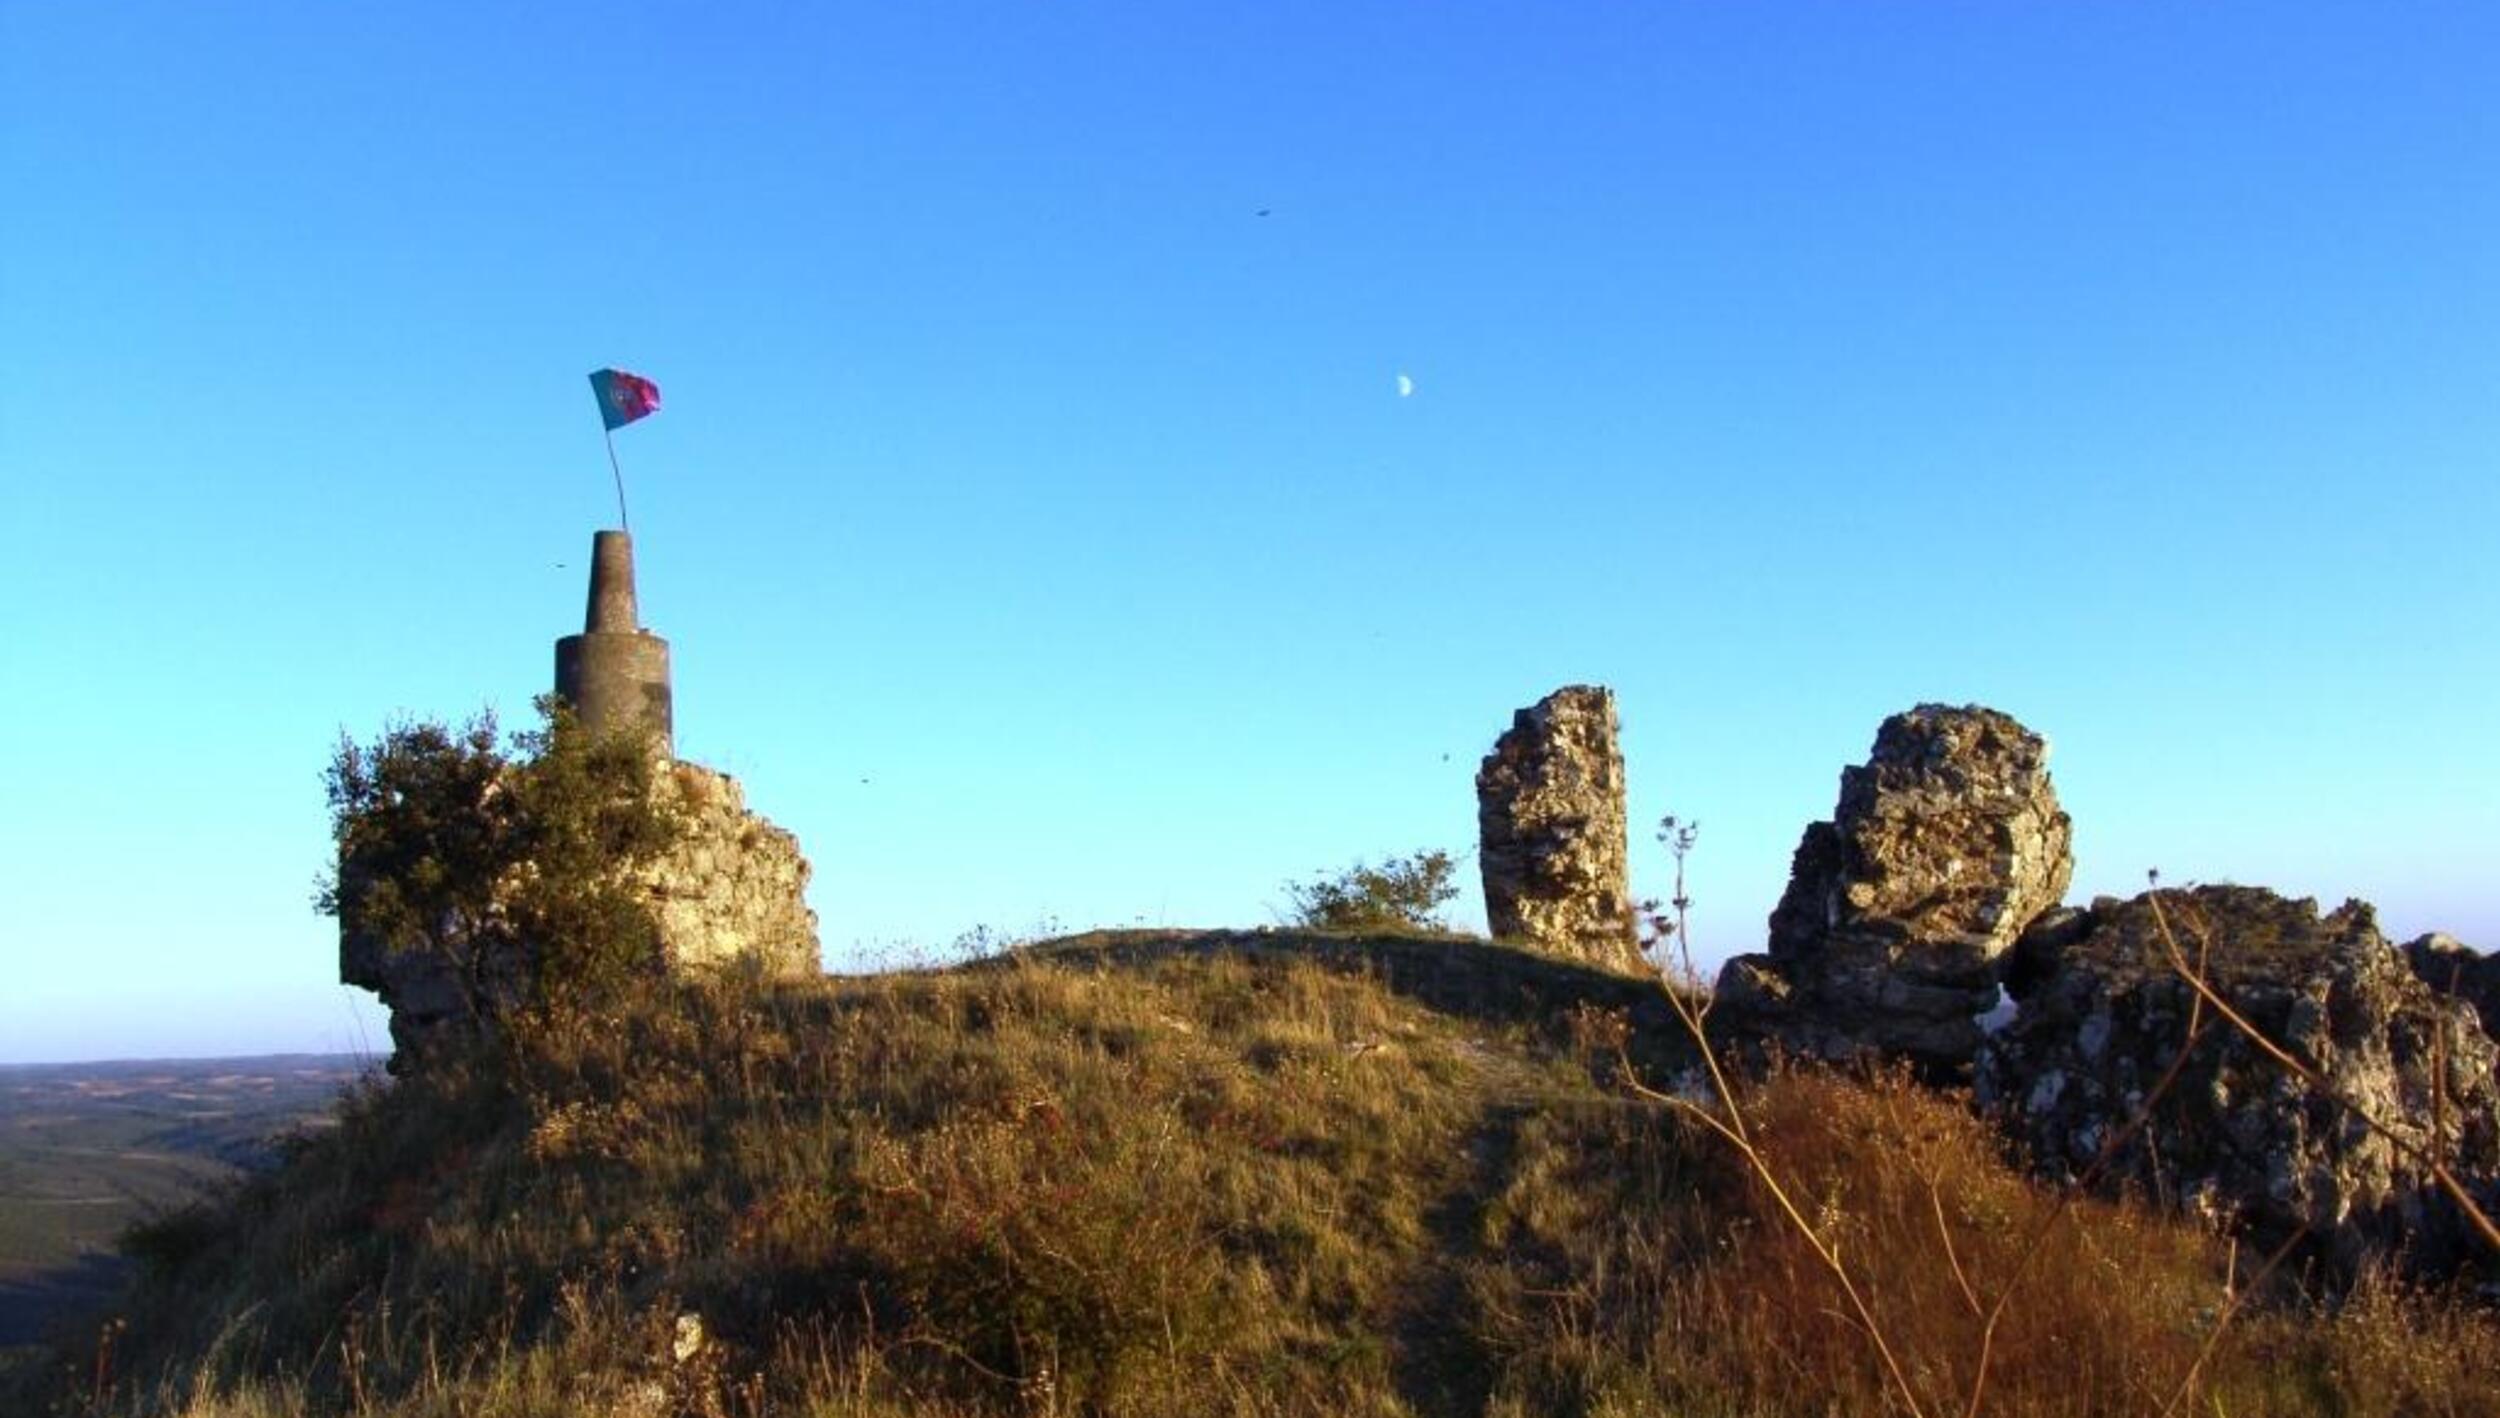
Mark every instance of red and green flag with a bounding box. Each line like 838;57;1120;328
589;368;661;431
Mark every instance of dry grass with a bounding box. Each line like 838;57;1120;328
11;934;2494;1417
1474;1061;2500;1417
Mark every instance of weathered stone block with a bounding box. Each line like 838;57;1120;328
1719;703;2072;1070
1477;685;1639;972
1977;886;2500;1279
2404;931;2500;1043
639;760;818;980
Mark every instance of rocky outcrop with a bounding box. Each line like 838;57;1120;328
1715;704;2072;1067
342;757;818;1064
2403;932;2500;1043
1978;887;2500;1278
1476;686;1639;972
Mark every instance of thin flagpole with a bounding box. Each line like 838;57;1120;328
603;425;632;533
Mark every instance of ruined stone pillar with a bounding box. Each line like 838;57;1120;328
555;529;674;753
1716;703;2073;1069
1477;685;1639;970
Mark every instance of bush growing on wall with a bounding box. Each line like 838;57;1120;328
316;697;683;1032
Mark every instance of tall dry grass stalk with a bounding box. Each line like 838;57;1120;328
1626;819;1932;1416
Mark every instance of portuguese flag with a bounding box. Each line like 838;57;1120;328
589;368;661;431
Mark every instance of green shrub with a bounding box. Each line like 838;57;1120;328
1283;849;1460;933
315;697;683;1034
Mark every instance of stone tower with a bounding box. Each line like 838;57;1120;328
554;529;673;753
345;529;820;1064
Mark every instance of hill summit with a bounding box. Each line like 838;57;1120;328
11;931;2495;1417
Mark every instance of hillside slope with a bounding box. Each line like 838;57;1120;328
10;932;2495;1417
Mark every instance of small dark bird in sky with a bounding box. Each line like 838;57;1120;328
1256;207;1272;217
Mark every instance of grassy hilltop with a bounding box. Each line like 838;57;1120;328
12;931;2496;1418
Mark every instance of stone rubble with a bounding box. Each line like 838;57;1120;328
2403;931;2500;1044
1977;886;2500;1278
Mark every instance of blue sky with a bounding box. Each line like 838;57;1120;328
2;4;2493;1063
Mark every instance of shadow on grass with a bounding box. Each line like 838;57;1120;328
0;1249;128;1348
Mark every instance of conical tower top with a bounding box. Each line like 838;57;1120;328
584;528;640;632
555;529;673;753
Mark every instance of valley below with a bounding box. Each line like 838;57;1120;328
0;1055;368;1350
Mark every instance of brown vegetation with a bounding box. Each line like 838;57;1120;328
12;934;2496;1417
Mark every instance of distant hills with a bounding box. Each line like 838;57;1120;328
0;1054;368;1349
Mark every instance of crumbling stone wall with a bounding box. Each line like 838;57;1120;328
341;756;818;1063
1716;703;2072;1067
1978;887;2500;1279
1476;685;1639;971
339;887;527;1064
638;760;818;979
2404;931;2500;1043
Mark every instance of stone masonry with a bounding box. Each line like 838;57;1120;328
556;530;674;753
639;758;818;979
341;531;816;1063
340;755;820;1063
1979;887;2500;1279
1477;685;1640;971
1716;703;2073;1068
2404;931;2500;1043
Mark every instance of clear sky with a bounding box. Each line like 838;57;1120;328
3;4;2493;1063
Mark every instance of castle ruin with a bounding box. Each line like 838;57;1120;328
1476;685;1641;972
340;530;818;1061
